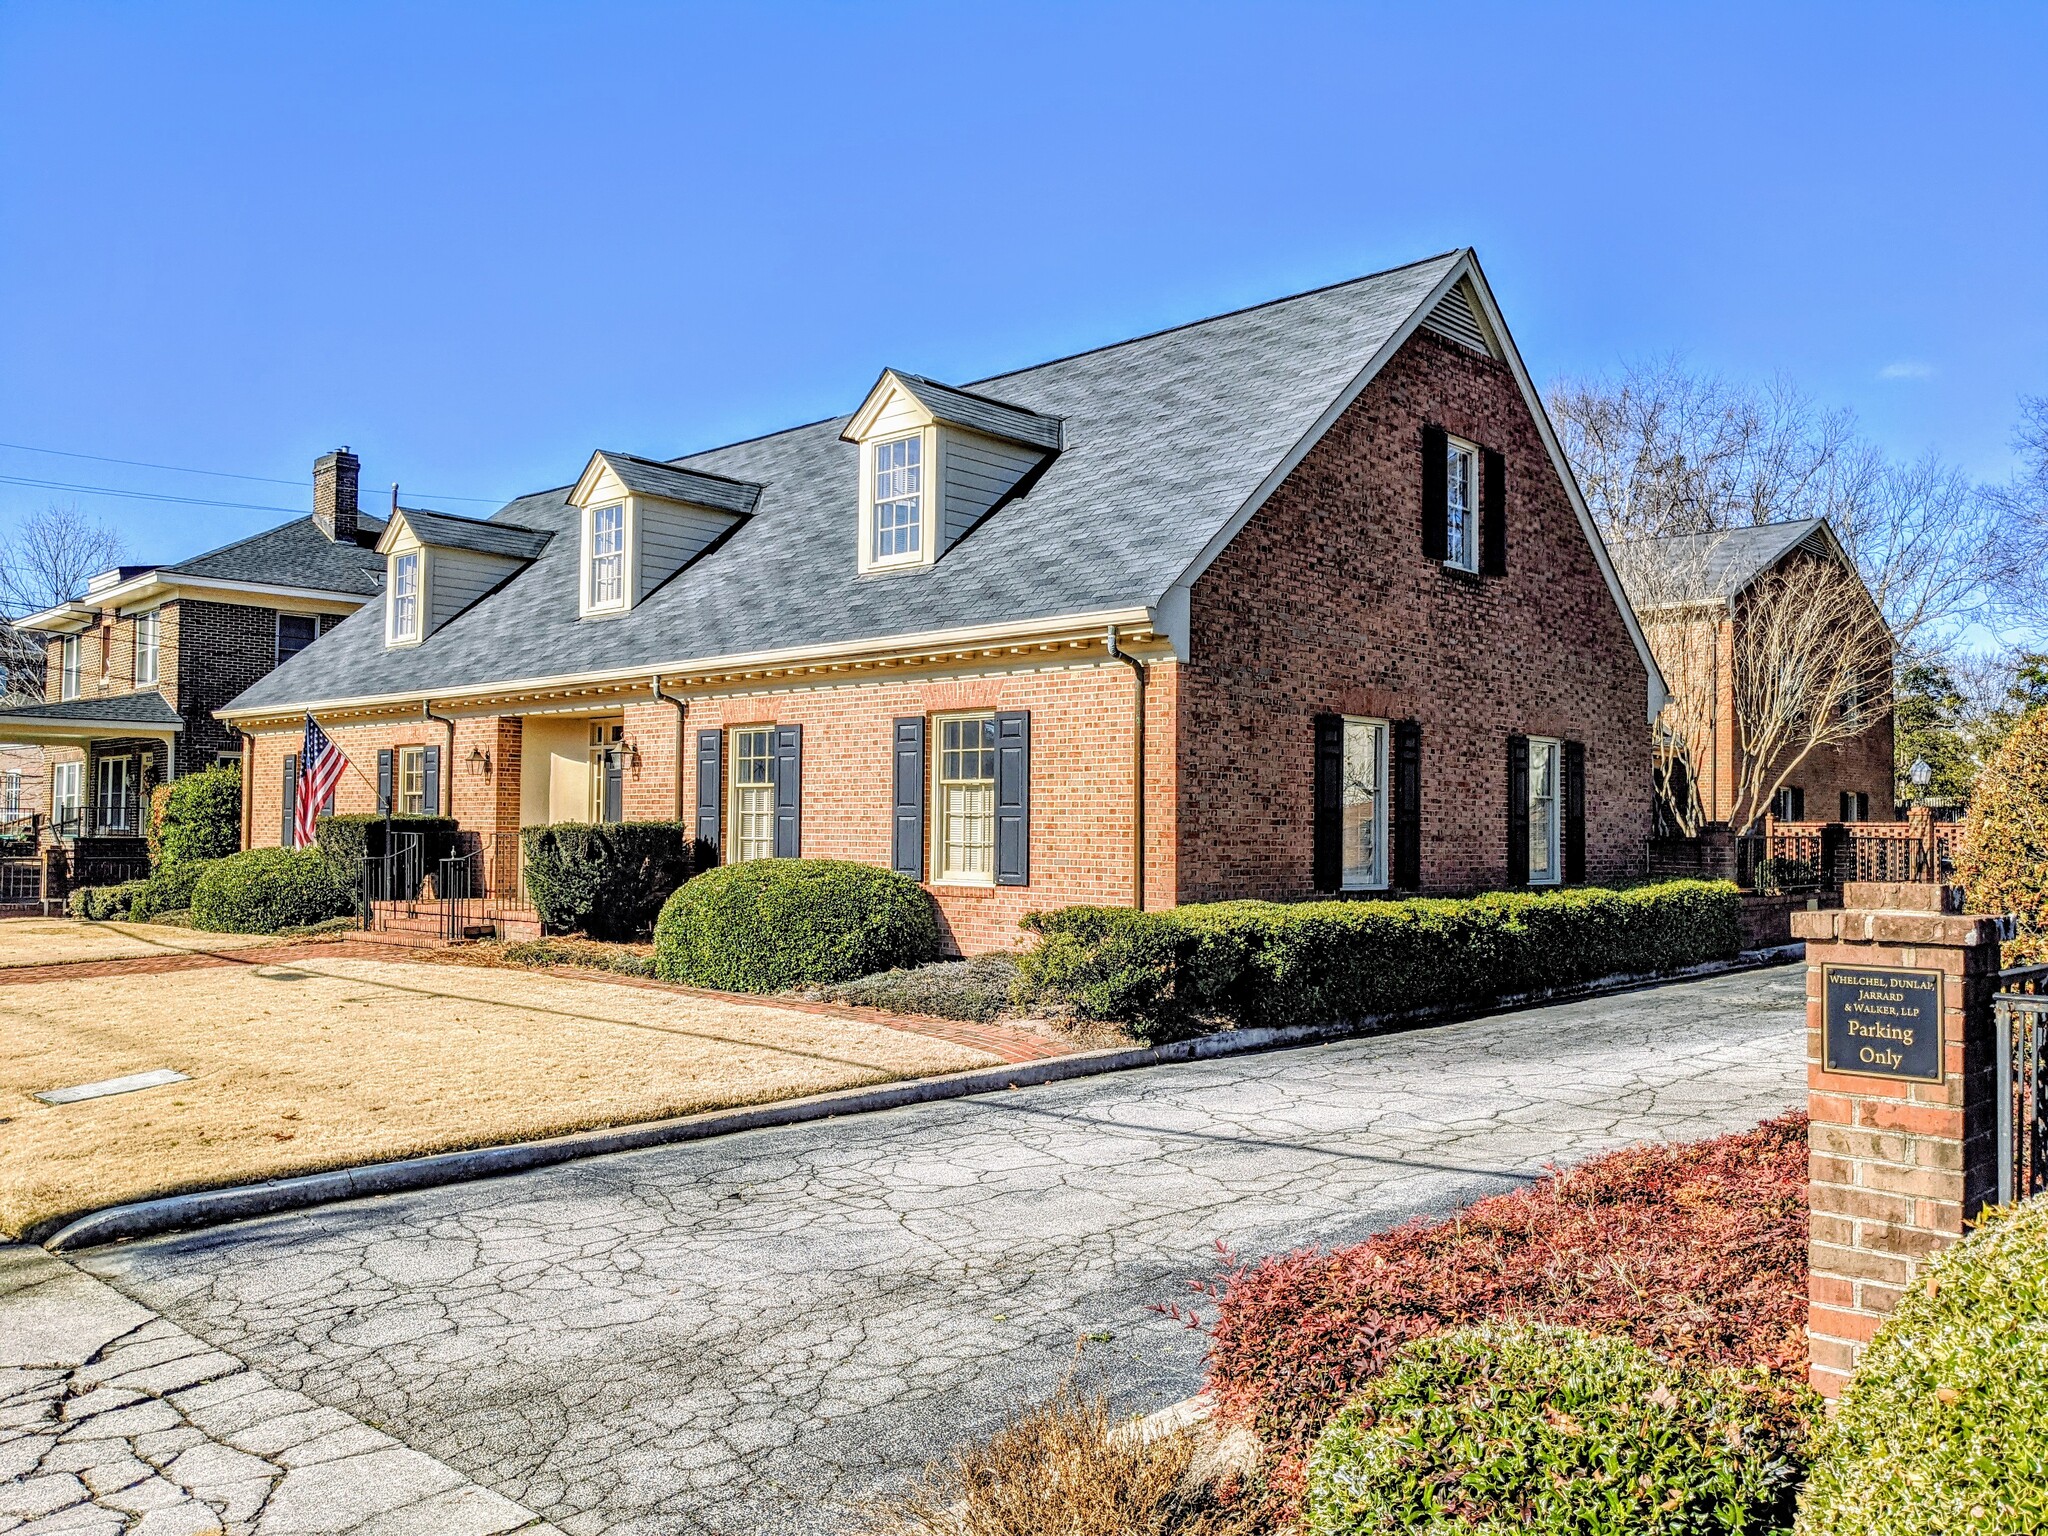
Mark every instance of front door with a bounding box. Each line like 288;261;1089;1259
95;756;130;832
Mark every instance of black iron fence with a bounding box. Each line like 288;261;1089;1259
0;857;41;905
360;830;426;931
1996;965;2048;1205
435;832;521;941
52;795;145;839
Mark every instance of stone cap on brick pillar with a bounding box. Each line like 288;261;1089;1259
1839;881;1963;914
1791;907;2011;948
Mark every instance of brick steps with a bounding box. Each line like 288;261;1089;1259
360;900;544;947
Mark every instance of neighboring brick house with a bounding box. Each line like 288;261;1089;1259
0;452;382;873
1618;518;1895;834
221;250;1666;953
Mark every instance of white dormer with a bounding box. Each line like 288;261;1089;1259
841;370;1062;574
568;452;762;619
375;509;551;647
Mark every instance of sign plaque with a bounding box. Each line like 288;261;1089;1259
1822;964;1944;1083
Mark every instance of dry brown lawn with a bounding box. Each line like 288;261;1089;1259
0;952;1001;1239
0;918;285;968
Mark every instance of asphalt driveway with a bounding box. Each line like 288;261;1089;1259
62;965;1807;1535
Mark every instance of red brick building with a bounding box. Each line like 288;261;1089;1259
222;251;1666;952
0;452;381;890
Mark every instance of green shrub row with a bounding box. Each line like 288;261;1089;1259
1305;1324;1816;1536
522;821;693;940
1016;880;1743;1041
190;847;358;934
65;858;222;924
655;859;940;991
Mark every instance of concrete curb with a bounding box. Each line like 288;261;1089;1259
41;947;1799;1252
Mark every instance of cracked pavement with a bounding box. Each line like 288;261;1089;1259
10;967;1806;1533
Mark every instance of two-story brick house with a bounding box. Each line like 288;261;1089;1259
0;452;383;894
220;250;1667;952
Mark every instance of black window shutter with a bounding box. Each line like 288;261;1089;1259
1481;447;1507;576
695;729;723;858
421;744;440;816
892;717;926;879
1392;719;1422;890
994;710;1031;886
1312;713;1344;892
1420;425;1448;561
1840;791;1852;823
1563;739;1586;884
773;723;802;858
1506;734;1530;886
282;753;299;847
376;748;393;815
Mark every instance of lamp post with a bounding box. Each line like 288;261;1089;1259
1909;757;1932;805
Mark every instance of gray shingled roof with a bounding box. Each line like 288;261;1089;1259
394;508;553;561
882;373;1064;451
586;453;764;516
1615;519;1833;606
166;514;388;596
0;691;185;728
227;252;1466;713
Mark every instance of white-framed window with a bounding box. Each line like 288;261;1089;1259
389;552;421;641
870;436;923;564
729;726;775;862
52;761;82;832
59;636;79;700
589;503;626;608
1444;435;1479;572
96;755;132;832
276;612;318;664
397;745;427;814
934;713;997;883
133;611;160;686
2;770;19;816
1341;716;1389;890
1528;736;1561;886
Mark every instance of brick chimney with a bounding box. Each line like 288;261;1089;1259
313;447;360;543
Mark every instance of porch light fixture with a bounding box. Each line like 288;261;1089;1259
1910;758;1932;789
467;745;491;778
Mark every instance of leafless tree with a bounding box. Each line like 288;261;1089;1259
1550;359;2005;660
1982;393;2048;630
0;503;124;702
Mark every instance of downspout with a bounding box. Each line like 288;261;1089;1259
1105;624;1148;911
237;729;254;850
650;675;688;822
422;699;456;816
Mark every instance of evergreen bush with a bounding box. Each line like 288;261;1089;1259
654;858;939;991
190;847;357;933
129;858;218;923
155;765;242;867
1304;1325;1817;1536
1796;1196;2048;1535
1015;880;1742;1040
1955;708;2048;959
521;821;692;939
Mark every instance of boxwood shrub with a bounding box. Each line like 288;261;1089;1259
1796;1196;2048;1535
129;857;218;923
522;821;693;940
655;858;940;992
314;813;461;888
67;880;149;921
155;764;242;867
1304;1324;1816;1536
190;847;358;933
1015;879;1742;1041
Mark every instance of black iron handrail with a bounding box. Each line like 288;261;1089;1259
1994;986;2048;1205
52;797;145;839
360;830;426;929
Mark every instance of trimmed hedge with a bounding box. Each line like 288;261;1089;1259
314;814;461;887
1305;1324;1816;1536
1016;880;1742;1041
68;880;148;921
156;765;241;867
522;821;692;940
190;847;358;933
654;859;940;992
130;858;218;923
1797;1196;2048;1535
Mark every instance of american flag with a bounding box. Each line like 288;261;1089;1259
295;713;349;847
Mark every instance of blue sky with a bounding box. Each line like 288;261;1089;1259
2;2;2043;565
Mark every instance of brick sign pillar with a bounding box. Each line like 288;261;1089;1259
1791;887;2006;1397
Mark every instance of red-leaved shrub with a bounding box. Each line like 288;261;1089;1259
1198;1111;1808;1500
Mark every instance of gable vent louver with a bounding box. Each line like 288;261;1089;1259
1419;280;1497;357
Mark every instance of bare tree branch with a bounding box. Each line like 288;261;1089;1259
0;503;124;704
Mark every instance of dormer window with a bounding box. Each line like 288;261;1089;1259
590;503;626;608
390;551;421;642
871;438;923;563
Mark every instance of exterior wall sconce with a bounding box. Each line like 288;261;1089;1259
623;739;641;773
467;746;492;778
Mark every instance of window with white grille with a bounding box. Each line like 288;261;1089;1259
134;611;159;686
935;714;997;882
390;553;421;641
1528;736;1561;885
1444;437;1478;572
730;727;775;862
871;437;922;563
590;503;625;607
